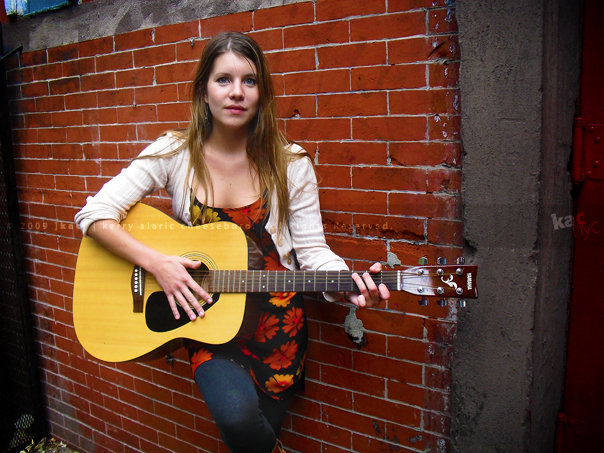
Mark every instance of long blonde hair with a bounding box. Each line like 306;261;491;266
184;31;300;231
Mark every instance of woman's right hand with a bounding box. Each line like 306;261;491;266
147;255;213;321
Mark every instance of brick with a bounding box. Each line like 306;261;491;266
424;410;451;436
428;113;460;140
358;308;425;338
81;72;115;92
52;110;83;127
308;339;353;368
115;28;154;51
387;380;424;406
318;41;387;69
284;69;350;95
319;188;388;214
155;61;197;84
266;48;315;73
353;393;421;427
290;415;352;449
25;112;52;128
154;20;199;45
65;92;97;110
115;68;154;88
50;76;81;95
427;167;461;193
200;11;253;37
316;0;385;21
317;141;387;165
321;363;386;397
286;118;351;141
389;88;459;115
384;423;432;451
133;45;176;68
48;43;79;63
33;62;62;81
390;192;460;219
351;11;426;41
79;36;114;58
352;214;424;240
248;29;283;52
352;116;426;141
427;218;463;245
37;127;66;143
302;380;353;409
117;105;158;124
352;166;427;192
99;124;137;142
135;85;179;105
390;141;461;167
275;95;316;119
327;236;387;262
21;82;49;98
97;89;134;107
429;7;458;35
318;92;388;117
21;49;47;67
429;61;459;87
284;21;349;48
254;2;314;29
62;57;95;77
315;164;351;188
388;0;436;11
137;123;179;142
65;126;100;143
352;64;426;91
96;51;134;72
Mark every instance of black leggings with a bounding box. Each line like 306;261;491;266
194;358;289;453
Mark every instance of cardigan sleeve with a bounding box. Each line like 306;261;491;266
286;154;348;272
74;135;186;236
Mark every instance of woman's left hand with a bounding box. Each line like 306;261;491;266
346;262;390;308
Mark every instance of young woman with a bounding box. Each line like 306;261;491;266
75;32;389;453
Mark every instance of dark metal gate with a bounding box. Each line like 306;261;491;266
557;0;604;450
0;34;47;452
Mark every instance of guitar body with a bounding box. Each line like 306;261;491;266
73;203;248;362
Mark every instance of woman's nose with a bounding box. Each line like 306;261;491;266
229;80;243;98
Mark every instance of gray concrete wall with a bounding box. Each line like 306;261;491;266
2;0;305;52
454;0;580;451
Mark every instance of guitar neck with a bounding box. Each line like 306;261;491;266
201;270;400;293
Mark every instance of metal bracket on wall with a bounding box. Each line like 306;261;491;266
572;117;604;184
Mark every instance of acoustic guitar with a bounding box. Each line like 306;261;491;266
72;203;478;362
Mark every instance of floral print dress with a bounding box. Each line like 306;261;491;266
186;196;307;401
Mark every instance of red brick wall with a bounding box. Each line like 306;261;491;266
6;0;461;451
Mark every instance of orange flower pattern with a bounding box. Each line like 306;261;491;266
189;348;213;374
255;312;280;343
283;307;304;338
263;341;298;370
186;196;307;400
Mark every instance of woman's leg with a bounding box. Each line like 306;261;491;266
194;358;288;453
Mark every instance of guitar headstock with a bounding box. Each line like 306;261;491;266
401;258;478;307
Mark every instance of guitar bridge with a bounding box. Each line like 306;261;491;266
131;265;145;313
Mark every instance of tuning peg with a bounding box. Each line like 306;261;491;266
437;298;447;307
458;299;467;308
418;257;428;265
418;297;428;306
456;256;465;264
437;256;447;265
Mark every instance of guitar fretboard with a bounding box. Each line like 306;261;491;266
194;270;401;293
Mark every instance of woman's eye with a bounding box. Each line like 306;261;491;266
217;76;229;84
244;77;257;86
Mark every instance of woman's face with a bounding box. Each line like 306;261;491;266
204;51;260;133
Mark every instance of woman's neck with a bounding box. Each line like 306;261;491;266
205;125;249;156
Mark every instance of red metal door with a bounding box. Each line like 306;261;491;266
557;0;604;450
